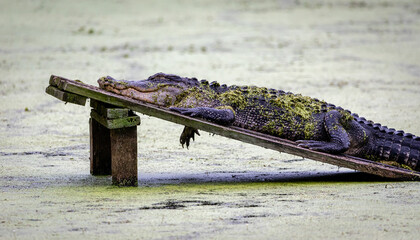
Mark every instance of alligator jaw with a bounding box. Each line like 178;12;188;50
98;76;183;106
107;86;160;104
98;76;161;92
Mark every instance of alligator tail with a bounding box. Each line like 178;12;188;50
353;115;420;171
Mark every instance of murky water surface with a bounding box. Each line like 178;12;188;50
1;0;419;239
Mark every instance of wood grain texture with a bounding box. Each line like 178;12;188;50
90;99;129;119
45;85;87;106
110;126;138;187
89;118;112;175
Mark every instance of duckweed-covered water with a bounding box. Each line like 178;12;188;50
1;0;419;239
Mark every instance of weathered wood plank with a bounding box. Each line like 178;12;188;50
48;75;420;180
90;118;112;175
90;99;129;119
90;110;140;130
110;126;138;187
49;75;61;86
45;85;87;106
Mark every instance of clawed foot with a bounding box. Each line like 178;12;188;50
296;140;347;154
180;126;200;148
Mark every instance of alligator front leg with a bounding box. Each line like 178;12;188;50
297;110;350;154
169;106;235;125
179;126;200;148
170;107;235;148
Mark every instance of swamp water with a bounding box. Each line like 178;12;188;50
1;0;419;239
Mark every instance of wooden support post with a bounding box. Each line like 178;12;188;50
90;118;112;175
110;127;138;187
89;100;140;187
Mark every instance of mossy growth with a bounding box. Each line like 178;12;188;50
364;154;382;162
219;89;247;110
262;120;283;136
163;94;174;107
151;82;353;140
339;111;354;128
175;86;217;108
270;94;323;120
304;122;315;139
377;160;414;171
247;86;270;99
364;155;414;171
362;130;368;143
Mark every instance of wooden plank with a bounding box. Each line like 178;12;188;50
48;75;420;180
45;86;87;106
49;75;61;86
110;126;138;187
90;118;112;175
90;99;129;119
90;109;140;129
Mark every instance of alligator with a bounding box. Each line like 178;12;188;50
98;72;420;171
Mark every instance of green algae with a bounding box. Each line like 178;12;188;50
261;120;280;135
219;89;247;109
362;129;368;143
304;122;315;139
271;94;322;120
378;161;414;171
175;86;217;108
111;76;354;142
169;82;356;141
247;86;270;99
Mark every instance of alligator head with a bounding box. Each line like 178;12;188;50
98;73;200;106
